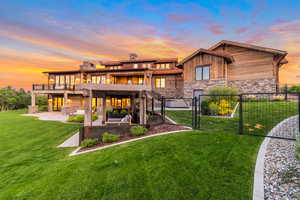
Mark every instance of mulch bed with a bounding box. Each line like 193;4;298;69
78;123;191;152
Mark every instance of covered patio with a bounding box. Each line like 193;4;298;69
81;83;152;127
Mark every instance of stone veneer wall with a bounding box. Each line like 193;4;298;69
153;88;183;98
228;78;277;93
183;78;277;98
183;80;227;98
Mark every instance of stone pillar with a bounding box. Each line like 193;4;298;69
101;96;107;125
48;95;53;112
139;92;146;125
143;96;147;124
84;91;92;126
28;92;38;114
64;92;68;106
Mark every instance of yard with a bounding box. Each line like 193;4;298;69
0;102;296;200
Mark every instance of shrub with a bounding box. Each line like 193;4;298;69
288;85;300;93
208;102;219;115
120;109;128;115
201;98;210;115
218;99;233;115
208;86;239;102
81;138;98;147
112;109;119;114
92;114;98;121
102;132;120;143
38;105;48;112
107;109;113;113
67;114;98;123
130;125;148;136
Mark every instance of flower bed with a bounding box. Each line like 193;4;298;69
78;115;190;152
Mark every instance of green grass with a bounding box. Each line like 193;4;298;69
1;106;289;199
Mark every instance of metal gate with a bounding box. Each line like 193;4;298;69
195;93;299;140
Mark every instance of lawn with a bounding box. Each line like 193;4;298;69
1;104;292;200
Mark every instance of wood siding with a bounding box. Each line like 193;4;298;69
183;53;227;81
213;45;277;81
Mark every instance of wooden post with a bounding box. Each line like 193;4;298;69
102;96;107;125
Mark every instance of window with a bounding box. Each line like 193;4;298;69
138;77;144;85
156;63;170;69
143;63;151;68
133;63;138;68
92;75;106;84
196;65;210;80
155;78;166;88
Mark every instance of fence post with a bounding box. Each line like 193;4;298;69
161;96;164;117
152;98;154;114
285;84;288;101
195;97;198;129
198;95;201;130
192;97;195;129
298;93;300;133
239;94;243;135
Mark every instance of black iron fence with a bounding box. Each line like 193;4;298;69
159;92;299;140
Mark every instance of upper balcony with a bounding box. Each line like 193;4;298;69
32;83;151;93
76;83;151;92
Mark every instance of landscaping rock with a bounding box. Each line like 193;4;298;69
264;138;300;200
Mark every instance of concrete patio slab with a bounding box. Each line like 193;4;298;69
22;112;68;122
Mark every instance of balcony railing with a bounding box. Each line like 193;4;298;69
32;84;75;91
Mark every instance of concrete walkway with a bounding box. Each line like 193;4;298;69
22;112;68;122
58;132;80;147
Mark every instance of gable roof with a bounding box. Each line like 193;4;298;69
209;40;287;55
177;48;234;66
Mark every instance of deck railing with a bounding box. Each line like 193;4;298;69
32;84;76;91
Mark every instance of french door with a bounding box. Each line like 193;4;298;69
53;96;64;111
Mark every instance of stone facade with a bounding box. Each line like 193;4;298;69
153;87;183;98
228;78;277;93
183;79;227;98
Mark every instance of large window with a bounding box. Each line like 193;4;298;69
92;75;106;84
155;78;166;88
196;65;210;80
156;63;170;69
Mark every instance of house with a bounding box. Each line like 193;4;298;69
177;40;288;97
29;40;288;125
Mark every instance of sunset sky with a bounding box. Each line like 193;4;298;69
1;0;300;90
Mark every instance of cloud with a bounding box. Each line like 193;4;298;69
235;27;249;34
208;24;225;35
166;13;193;23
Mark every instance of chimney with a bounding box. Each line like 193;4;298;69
129;53;138;60
80;61;95;70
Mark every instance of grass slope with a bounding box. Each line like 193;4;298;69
0;109;264;200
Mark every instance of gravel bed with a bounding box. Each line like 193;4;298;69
264;138;300;200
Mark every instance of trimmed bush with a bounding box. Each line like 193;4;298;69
81;138;98;147
130;125;148;136
102;132;120;143
208;102;219;115
38;105;48;112
201;98;210;115
120;109;128;115
112;109;119;114
208;86;239;102
67;114;98;123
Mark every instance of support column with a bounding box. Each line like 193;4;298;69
48;95;53;112
139;92;146;125
64;92;68;106
143;96;147;124
28;92;38;114
101;96;107;125
84;91;92;126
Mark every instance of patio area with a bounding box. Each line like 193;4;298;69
22;112;102;126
